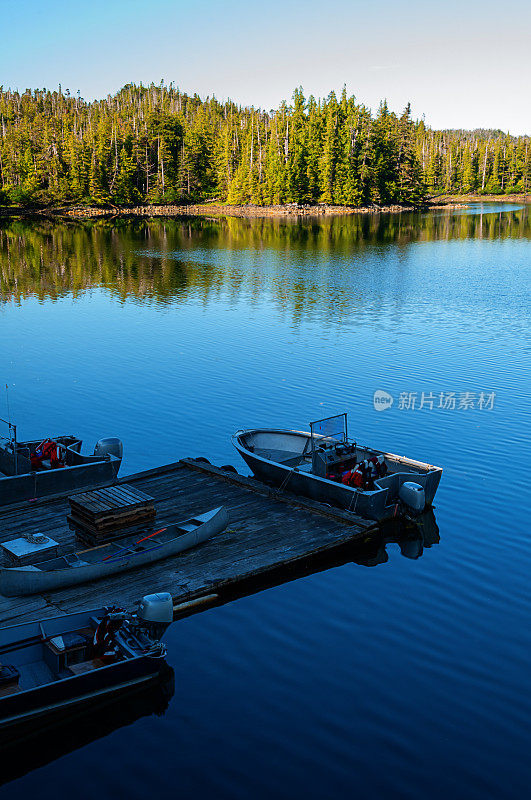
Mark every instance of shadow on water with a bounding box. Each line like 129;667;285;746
353;509;440;566
0;665;175;787
196;509;440;610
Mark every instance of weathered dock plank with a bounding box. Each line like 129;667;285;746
0;459;377;627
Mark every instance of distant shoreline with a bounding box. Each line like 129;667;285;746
0;194;528;221
428;193;529;205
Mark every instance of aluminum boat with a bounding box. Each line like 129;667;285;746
0;592;173;739
0;417;123;506
233;414;442;521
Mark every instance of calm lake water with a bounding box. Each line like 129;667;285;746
0;203;530;798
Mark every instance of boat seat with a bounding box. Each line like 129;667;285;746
64;553;90;567
0;664;20;688
117;547;137;557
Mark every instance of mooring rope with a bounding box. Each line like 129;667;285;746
277;466;297;493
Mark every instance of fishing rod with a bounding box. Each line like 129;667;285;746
102;538;170;566
100;526;168;563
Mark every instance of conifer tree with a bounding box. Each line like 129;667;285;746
320;92;339;203
0;84;527;208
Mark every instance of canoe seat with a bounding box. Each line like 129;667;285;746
64;553;90;567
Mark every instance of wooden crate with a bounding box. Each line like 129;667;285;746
69;517;156;548
68;484;156;542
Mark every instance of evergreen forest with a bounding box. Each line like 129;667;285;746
0;84;528;207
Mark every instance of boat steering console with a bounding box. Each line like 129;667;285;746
312;441;357;478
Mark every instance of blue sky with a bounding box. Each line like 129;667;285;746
1;0;529;134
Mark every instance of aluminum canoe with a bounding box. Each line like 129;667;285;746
0;506;229;597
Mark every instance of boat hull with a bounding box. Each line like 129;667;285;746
0;652;166;738
0;435;122;507
0;605;170;742
0;665;174;783
0;506;229;596
233;429;442;522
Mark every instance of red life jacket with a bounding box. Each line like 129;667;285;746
33;440;64;469
42;440;64;468
342;468;364;488
351;469;365;488
41;440;56;459
343;460;373;489
341;456;387;490
369;455;387;478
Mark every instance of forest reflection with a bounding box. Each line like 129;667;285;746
1;206;528;308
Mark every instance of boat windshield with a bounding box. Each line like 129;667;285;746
310;413;348;451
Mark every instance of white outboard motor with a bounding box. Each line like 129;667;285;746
399;481;426;514
136;592;174;639
94;437;123;475
94;437;123;461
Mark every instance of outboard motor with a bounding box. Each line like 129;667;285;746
93;437;124;475
399;481;426;514
136;592;174;640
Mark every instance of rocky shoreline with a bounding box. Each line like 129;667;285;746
1;194;528;221
0;199;477;220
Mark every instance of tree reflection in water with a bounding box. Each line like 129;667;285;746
1;207;528;309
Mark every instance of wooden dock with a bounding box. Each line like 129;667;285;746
0;459;378;627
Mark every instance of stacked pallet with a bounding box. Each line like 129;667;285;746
68;484;156;545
